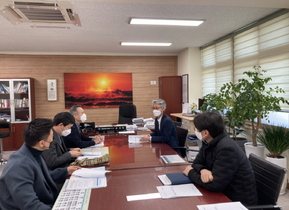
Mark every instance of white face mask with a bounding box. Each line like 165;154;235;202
195;130;203;140
80;113;87;123
153;110;161;117
62;129;71;137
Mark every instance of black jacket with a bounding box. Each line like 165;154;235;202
188;132;258;206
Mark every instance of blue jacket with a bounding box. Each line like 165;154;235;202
63;123;95;148
0;144;68;210
150;113;179;148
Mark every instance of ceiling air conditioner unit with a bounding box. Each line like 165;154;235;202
0;0;81;26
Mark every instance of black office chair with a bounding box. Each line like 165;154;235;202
118;103;137;124
173;121;182;128
0;121;11;165
172;126;189;158
246;154;287;210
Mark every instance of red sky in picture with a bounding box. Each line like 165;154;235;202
64;73;132;95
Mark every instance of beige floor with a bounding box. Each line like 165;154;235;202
0;151;289;209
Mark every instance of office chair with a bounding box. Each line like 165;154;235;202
172;126;189;158
118;103;137;124
0;121;10;165
246;154;287;210
173;121;182;128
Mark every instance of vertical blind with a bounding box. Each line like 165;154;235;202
201;12;289;109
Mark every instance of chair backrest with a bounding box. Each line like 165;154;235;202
173;121;182;128
249;154;287;205
118;104;137;124
175;126;189;147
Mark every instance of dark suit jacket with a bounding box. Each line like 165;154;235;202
63;123;95;148
0;144;68;210
42;129;74;170
150;113;179;148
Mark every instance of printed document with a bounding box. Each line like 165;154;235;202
157;183;202;198
160;155;186;163
128;135;145;143
197;201;248;210
66;167;110;190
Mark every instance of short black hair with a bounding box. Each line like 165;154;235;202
69;104;82;115
23;118;53;147
53;112;75;126
193;111;225;138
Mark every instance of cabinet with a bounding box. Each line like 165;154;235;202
159;76;182;121
0;78;35;150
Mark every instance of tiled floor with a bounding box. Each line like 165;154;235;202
0;151;289;209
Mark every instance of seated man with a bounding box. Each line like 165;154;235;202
140;99;179;151
183;112;257;206
0;118;80;210
63;104;103;149
42;112;83;170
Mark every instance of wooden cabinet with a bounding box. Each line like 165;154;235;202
159;76;182;121
0;78;35;150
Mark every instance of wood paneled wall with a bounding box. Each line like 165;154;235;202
0;54;177;125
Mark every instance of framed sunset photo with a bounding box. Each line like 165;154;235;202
64;73;133;109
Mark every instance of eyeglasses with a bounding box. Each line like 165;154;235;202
151;106;162;110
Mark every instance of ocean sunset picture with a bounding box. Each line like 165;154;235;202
64;73;133;108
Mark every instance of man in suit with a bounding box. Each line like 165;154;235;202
42;112;83;170
0;118;81;210
63;104;103;148
140;99;179;151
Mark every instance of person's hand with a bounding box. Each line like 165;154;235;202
200;169;214;183
67;166;81;175
70;148;81;152
94;135;104;144
140;135;150;142
183;165;193;176
69;149;82;157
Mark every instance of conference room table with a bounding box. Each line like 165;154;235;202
88;165;231;210
101;130;190;170
83;130;231;210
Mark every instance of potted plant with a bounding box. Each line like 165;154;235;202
227;66;289;157
257;124;289;194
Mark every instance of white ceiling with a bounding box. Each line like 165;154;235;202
0;0;289;55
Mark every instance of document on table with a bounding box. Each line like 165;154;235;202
160;155;186;163
78;147;109;160
66;167;110;190
52;180;91;210
157;183;202;199
128;135;145;143
126;193;161;201
119;130;135;134
197;201;248;210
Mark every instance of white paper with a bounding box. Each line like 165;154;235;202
182;103;190;114
67;167;110;190
157;183;202;199
160;155;186;163
128;135;145;143
72;168;110;178
126;193;161;201
81;146;104;156
66;176;107;190
197;201;248;210
119;130;135;134
77;155;102;160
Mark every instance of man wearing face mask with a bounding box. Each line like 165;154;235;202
63;104;103;149
140;99;179;152
183;112;257;206
42;112;83;170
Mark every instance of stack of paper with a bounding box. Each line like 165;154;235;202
160;155;186;163
157;184;202;199
197;202;248;210
67;167;111;190
128;135;144;143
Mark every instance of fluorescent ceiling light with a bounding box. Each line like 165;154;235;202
130;18;204;26
121;42;172;46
